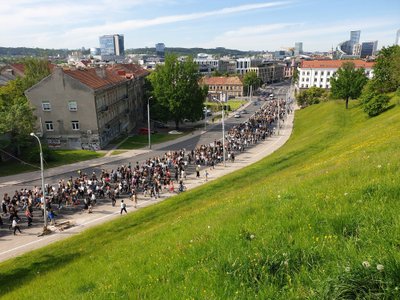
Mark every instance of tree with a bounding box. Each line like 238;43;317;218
371;45;400;93
296;86;328;108
330;62;368;109
0;58;50;154
360;81;390;117
149;54;208;129
243;71;262;95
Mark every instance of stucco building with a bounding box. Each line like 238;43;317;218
25;64;149;150
200;76;244;99
296;60;374;90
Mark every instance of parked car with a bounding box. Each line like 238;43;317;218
154;121;169;128
240;109;248;114
234;113;241;118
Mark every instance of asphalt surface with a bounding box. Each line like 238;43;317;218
0;82;291;257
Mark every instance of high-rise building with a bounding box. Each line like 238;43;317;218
294;42;303;56
155;43;165;57
360;41;378;58
336;30;361;58
350;31;361;46
396;29;400;46
99;34;124;60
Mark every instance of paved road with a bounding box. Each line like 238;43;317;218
0;82;290;259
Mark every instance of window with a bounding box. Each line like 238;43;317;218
327;71;330;76
42;102;51;111
314;78;318;82
45;121;54;131
72;121;80;131
314;71;318;75
321;71;324;76
68;101;77;111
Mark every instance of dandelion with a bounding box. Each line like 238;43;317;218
344;192;348;196
190;240;193;243
362;261;371;268
377;165;382;168
250;234;255;240
207;225;211;229
376;264;384;271
277;195;281;199
345;267;351;272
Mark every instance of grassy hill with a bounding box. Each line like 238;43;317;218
1;98;400;299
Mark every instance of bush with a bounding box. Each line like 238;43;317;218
296;87;328;108
23;145;55;163
362;94;390;117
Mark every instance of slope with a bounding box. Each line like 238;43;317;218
0;99;399;299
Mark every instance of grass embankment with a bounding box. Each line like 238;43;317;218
115;133;187;150
1;99;400;299
0;150;104;177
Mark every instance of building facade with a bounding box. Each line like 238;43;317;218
360;41;378;58
294;42;303;56
155;43;165;57
200;76;244;99
297;60;374;90
248;62;285;84
25;64;148;150
99;34;125;60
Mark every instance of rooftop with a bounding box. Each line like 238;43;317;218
301;60;375;69
200;76;243;85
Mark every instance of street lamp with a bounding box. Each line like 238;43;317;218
213;97;226;167
30;132;48;233
147;96;153;149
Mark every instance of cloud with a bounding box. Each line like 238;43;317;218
203;17;399;51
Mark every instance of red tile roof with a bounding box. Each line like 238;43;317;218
200;76;243;86
301;60;375;69
63;64;149;90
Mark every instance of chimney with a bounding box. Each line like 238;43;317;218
95;67;106;79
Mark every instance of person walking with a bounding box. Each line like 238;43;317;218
120;200;127;214
12;217;21;235
196;165;200;178
25;208;33;227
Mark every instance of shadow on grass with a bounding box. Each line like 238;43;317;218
0;252;80;295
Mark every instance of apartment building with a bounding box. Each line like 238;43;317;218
25;64;148;150
297;60;374;90
200;76;244;99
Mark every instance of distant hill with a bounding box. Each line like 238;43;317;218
0;46;263;59
126;47;262;57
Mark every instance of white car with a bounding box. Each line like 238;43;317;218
234;113;241;118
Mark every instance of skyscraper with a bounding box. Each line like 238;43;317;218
155;43;165;57
294;42;303;56
99;34;124;59
350;30;361;46
360;41;378;58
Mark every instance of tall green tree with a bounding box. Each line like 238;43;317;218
149;54;208;129
371;45;400;93
243;71;262;95
0;58;50;153
330;62;368;109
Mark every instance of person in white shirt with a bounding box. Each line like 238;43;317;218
120;200;127;214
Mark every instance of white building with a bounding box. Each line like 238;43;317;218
194;54;228;74
235;58;262;75
297;60;375;90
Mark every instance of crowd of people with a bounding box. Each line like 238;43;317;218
1;98;290;234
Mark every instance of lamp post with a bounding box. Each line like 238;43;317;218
147;96;153;149
213;97;226;167
30;132;48;232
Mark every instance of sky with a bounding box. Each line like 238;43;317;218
1;0;399;52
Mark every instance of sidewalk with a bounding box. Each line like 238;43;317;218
0;105;296;263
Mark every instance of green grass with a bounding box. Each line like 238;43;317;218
0;150;104;177
110;150;127;156
1;99;400;299
205;99;247;112
116;133;187;149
